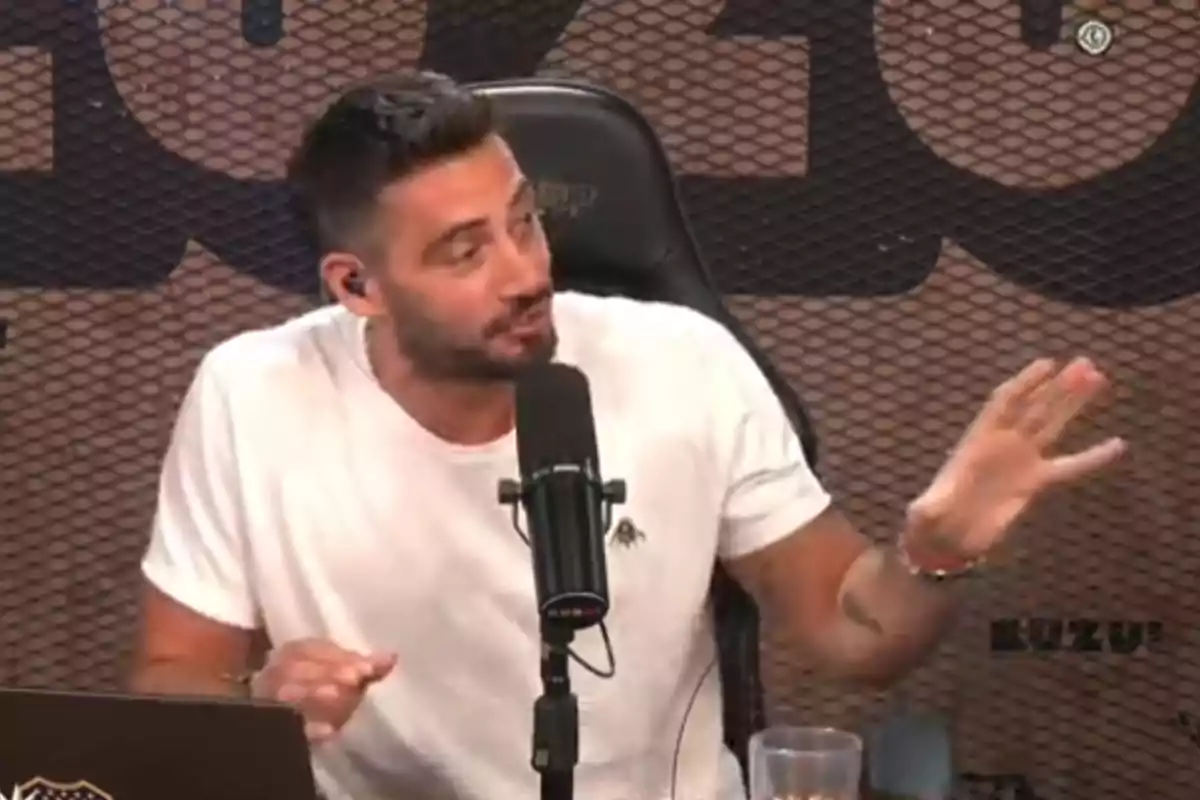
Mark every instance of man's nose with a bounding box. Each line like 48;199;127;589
495;235;549;296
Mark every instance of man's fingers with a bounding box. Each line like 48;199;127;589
285;638;359;663
1045;436;1127;484
280;659;330;684
328;652;393;686
277;679;362;736
276;678;348;703
275;640;381;684
271;654;392;703
275;682;306;703
312;682;343;702
305;721;336;742
284;640;376;675
989;358;1057;427
332;662;371;687
366;652;398;682
1029;389;1090;444
260;640;395;744
1018;357;1107;441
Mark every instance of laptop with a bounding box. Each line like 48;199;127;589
0;686;317;800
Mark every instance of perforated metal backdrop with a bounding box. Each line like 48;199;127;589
0;2;1197;798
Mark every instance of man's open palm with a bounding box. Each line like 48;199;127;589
910;357;1127;558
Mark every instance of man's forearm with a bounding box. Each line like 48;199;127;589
817;541;964;687
129;660;249;698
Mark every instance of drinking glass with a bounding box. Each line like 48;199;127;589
749;725;863;800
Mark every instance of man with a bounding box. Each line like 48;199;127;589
130;72;1126;800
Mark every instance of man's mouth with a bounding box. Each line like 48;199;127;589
505;302;551;336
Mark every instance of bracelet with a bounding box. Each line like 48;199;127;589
221;670;259;697
895;535;984;583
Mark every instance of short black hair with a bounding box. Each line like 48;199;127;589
287;71;496;257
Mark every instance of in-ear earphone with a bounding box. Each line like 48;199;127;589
343;272;366;298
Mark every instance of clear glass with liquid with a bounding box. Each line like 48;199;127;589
749;725;863;800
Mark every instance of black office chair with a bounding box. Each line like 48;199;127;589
471;78;820;781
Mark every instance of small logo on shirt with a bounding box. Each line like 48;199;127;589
609;517;646;549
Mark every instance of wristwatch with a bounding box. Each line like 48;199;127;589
895;535;984;583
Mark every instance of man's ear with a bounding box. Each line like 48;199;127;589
320;252;382;316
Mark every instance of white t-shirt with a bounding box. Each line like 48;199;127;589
142;291;831;800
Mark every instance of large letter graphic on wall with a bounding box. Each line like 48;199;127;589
0;47;53;173
94;1;429;294
698;0;1200;306
539;0;809;179
99;0;428;181
0;6;77;288
874;0;1200;308
689;1;946;296
3;1;1200;305
417;0;586;81
0;3;429;292
876;0;1200;190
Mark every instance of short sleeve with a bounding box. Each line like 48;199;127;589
141;349;260;629
706;325;832;561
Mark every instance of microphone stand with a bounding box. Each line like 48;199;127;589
533;620;577;800
498;475;626;800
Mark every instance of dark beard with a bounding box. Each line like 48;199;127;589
395;318;557;381
383;288;557;382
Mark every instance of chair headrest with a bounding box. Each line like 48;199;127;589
470;79;726;319
472;78;819;465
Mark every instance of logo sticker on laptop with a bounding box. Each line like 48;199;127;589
0;778;113;800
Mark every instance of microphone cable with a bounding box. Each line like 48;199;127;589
506;478;721;799
508;504;615;679
509;491;724;798
669;654;717;800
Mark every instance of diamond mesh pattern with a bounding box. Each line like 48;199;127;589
2;3;1198;798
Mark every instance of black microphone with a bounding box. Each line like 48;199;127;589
499;363;626;800
506;363;623;630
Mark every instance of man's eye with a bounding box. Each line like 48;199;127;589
449;243;484;264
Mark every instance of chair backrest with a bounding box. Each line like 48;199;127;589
471;77;820;777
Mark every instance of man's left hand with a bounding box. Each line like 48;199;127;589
906;356;1127;560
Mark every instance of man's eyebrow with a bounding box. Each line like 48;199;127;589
424;218;487;257
421;180;534;259
510;178;533;207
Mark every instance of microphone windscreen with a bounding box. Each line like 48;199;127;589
514;363;599;477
